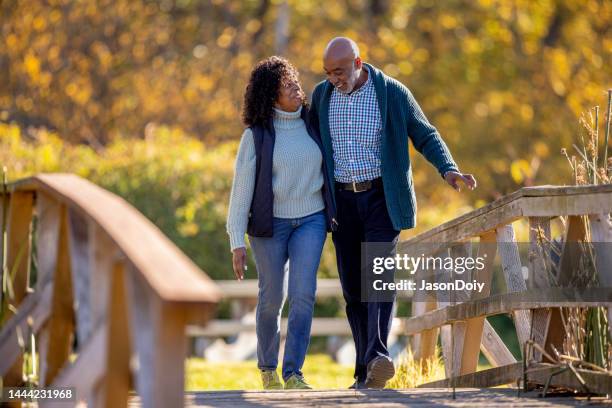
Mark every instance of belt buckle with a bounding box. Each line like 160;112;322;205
352;181;366;193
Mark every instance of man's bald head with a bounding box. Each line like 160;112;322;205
322;37;364;94
323;37;360;61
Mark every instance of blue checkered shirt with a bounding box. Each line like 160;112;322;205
328;68;382;183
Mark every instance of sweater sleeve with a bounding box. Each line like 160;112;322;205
403;87;460;178
226;128;256;251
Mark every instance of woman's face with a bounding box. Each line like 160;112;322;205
275;75;304;112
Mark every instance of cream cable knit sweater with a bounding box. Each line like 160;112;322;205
226;106;325;250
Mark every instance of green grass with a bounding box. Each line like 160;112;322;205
386;348;446;388
186;352;498;391
186;354;354;390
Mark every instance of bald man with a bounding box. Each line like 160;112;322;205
309;37;476;389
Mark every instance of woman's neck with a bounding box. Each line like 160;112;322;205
273;105;302;129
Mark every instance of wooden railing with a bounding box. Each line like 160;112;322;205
189;279;350;339
188;279;412;338
2;175;610;404
397;184;612;394
0;174;222;408
187;279;411;362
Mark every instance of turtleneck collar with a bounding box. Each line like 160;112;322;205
273;105;303;130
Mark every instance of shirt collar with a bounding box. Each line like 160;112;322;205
349;66;371;96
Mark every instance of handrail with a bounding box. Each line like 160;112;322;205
1;173;222;408
9;173;221;304
398;184;612;255
396;183;612;390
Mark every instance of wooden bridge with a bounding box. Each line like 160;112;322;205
1;174;611;407
0;174;221;407
399;184;612;394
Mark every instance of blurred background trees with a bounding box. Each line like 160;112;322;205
1;0;611;280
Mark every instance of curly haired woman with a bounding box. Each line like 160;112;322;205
226;56;336;390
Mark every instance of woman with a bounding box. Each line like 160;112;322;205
226;56;336;390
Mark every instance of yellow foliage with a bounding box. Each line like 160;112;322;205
510;159;532;184
0;0;610;207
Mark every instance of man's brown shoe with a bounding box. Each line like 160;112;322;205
364;356;395;389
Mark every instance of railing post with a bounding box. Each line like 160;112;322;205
528;216;553;362
38;200;75;387
411;252;440;363
545;215;589;362
496;224;531;351
458;231;499;374
126;265;188;408
588;213;612;338
558;216;588;285
35;193;62;290
90;262;130;408
85;224;128;407
1;191;34;405
67;208;93;345
439;243;470;378
4;192;34;306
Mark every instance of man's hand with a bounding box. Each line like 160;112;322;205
444;171;477;192
232;247;247;280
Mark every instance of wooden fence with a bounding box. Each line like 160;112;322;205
187;279;411;362
0;174;222;408
397;184;612;394
187;279;411;338
2;174;610;407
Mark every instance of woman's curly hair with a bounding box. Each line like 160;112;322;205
242;56;306;127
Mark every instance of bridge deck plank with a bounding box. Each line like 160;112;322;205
126;389;603;407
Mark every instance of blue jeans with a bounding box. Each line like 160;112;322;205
250;210;327;381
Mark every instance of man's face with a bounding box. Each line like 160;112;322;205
323;56;361;94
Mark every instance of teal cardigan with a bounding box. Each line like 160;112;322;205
309;63;459;231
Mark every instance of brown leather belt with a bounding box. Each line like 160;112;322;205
336;178;383;193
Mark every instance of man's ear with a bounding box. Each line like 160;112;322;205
354;57;362;69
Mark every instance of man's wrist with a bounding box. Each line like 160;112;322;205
443;170;457;179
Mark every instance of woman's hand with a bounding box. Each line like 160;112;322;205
232;247;247;280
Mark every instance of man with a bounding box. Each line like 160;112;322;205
309;37;476;389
